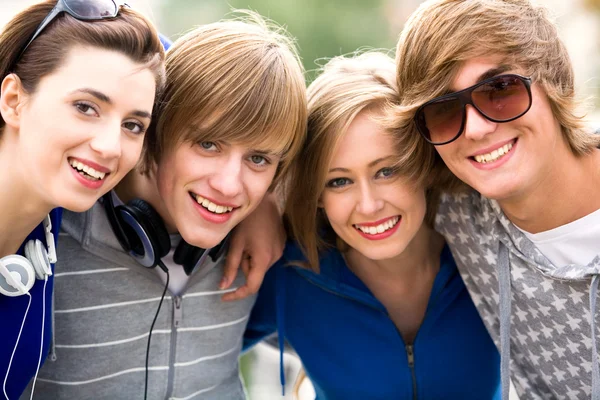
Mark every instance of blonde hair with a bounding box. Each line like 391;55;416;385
142;11;307;188
392;0;600;165
286;51;441;272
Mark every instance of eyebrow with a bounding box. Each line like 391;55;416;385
70;88;152;120
328;155;396;173
476;64;514;83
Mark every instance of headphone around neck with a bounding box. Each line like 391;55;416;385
102;193;228;275
0;215;55;297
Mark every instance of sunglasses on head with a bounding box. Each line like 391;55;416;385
19;0;127;57
414;74;532;146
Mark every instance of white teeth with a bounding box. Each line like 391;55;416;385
355;216;399;235
474;142;513;164
193;194;233;214
68;159;106;180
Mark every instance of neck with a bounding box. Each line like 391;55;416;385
345;224;444;285
500;149;600;233
0;137;53;256
114;167;177;233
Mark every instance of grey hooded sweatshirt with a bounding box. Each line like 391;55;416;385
436;190;600;400
27;201;256;400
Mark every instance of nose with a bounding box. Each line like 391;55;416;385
463;105;498;141
209;155;244;198
89;123;122;159
355;181;384;216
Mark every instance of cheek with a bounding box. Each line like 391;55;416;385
120;139;144;172
322;194;352;229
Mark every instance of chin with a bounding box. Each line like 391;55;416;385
180;228;226;249
59;198;98;213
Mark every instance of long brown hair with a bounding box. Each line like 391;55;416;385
0;0;165;132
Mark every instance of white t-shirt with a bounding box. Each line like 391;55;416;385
518;208;600;267
154;234;191;296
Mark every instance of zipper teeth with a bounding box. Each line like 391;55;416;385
165;296;181;398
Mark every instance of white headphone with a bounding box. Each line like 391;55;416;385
0;215;56;297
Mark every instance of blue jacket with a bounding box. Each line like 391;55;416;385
0;208;62;399
245;242;501;400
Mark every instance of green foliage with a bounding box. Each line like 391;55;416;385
158;0;396;82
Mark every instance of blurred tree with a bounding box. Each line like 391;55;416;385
158;0;396;82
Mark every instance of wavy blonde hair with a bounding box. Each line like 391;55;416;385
286;51;443;272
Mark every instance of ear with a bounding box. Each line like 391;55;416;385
0;73;25;129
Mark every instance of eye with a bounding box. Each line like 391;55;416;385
326;177;351;188
75;101;98;117
376;167;396;179
249;154;270;167
199;141;217;151
122;120;146;135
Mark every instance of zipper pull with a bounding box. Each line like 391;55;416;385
173;296;182;328
406;344;415;367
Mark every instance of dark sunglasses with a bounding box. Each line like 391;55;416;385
20;0;127;56
414;74;532;146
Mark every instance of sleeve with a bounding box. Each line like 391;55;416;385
159;33;172;51
242;260;282;351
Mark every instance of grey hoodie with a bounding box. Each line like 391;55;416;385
27;201;255;400
436;190;600;400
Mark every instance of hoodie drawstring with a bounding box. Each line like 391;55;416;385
497;242;512;400
498;240;600;400
589;275;600;400
275;267;286;396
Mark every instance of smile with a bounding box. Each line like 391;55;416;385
354;216;400;235
190;193;234;214
472;140;515;164
68;158;107;181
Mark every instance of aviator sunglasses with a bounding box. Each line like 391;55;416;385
414;74;533;145
19;0;127;56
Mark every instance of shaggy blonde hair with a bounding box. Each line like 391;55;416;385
142;11;307;188
391;0;600;166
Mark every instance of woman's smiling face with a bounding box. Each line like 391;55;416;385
320;109;427;261
3;46;156;212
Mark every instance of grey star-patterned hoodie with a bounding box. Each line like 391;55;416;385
436;190;600;400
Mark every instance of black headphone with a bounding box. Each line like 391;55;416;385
102;193;228;275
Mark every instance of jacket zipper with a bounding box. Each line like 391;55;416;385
166;295;182;399
406;343;417;400
297;270;450;400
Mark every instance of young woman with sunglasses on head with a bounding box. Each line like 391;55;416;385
0;0;165;398
244;52;501;400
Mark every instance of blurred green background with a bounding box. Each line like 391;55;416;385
156;0;399;82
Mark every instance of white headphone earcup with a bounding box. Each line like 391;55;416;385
25;239;52;279
0;255;35;296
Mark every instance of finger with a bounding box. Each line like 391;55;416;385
221;240;245;289
221;258;253;302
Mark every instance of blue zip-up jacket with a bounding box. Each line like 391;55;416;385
0;208;62;399
244;242;501;400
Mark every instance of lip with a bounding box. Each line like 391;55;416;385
468;138;518;171
470;138;516;157
189;193;235;224
191;192;239;208
68;157;112;174
354;216;397;228
354;216;401;241
69;163;106;190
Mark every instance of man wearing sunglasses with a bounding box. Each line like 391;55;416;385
393;1;600;400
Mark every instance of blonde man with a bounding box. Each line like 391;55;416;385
32;13;306;400
392;0;600;399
